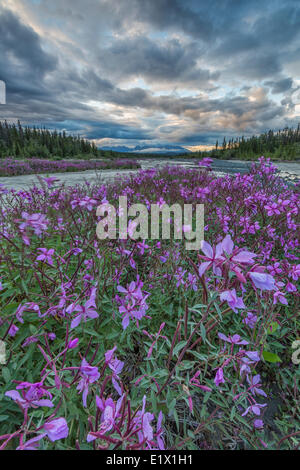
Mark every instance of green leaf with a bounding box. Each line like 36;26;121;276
0;415;9;422
200;323;206;341
173;340;186;357
267;322;279;335
2;367;11;383
262;350;282;363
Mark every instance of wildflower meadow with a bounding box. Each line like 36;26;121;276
0;157;299;450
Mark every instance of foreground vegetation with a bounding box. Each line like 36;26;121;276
0;157;299;450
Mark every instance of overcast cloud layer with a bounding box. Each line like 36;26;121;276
0;0;299;150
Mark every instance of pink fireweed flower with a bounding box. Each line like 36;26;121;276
105;346;124;395
198;157;213;167
8;324;19;337
286;282;297;292
5;382;53;409
214;368;225;387
273;291;288;305
220;234;257;282
67;287;99;329
198;239;224;276
77;359;100;407
240;351;261;376
71;196;98;211
219;289;245;313
174;267;187;287
159;251;169;263
265;202;280;216
186;272;198;291
195;187;210;199
43;417;69;442
87;395;124;442
289;264;300;281
243;312;258;329
15;302;42;323
198;234;256;282
249;271;276;291
68;338;79;349
16;434;45;450
155;411;165;450
117;279;149;329
247;374;267;398
254;419;264;429
36;248;55;266
19;212;49;236
42;176;60;188
267;262;282;276
239;216;260;234
132;395;154;445
218;332;248;345
242;403;267;417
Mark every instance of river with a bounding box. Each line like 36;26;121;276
0;158;299;191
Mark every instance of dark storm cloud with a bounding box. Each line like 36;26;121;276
0;9;57;98
230;54;282;80
121;0;214;42
265;78;294;94
98;36;219;86
44;120;152;141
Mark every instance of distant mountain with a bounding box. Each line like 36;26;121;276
100;144;190;155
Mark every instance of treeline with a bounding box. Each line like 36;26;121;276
0;121;98;159
197;125;300;160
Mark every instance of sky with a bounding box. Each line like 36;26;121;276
0;0;299;151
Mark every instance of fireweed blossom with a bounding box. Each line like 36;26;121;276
116;278;149;329
249;272;276;291
36;248;55;265
42;418;69;442
15;302;43;323
104;346;124;396
198;157;213;167
214;368;225;387
247;375;267;398
242;403;267;417
240;351;261;376
16;435;45;451
87;395;124;440
243;312;258;329
198;234;256;282
218;332;248;345
132;395;155;446
67;287;99;329
71;196;98;211
273;291;288;305
254;419;264;429
5;382;53;409
42;176;60;188
8;324;19;337
219;289;245;313
77;359;100;407
18;212;49;244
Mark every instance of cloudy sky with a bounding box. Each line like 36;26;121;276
0;0;299;151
